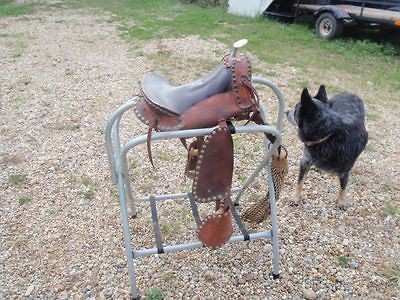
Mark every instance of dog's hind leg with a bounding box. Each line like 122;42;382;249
338;172;349;210
293;155;312;205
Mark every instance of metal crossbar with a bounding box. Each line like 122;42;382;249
133;192;268;259
104;77;285;299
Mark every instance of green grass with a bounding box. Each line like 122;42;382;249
64;69;75;76
146;287;163;300
383;180;397;192
66;174;99;200
55;0;399;101
54;122;80;130
18;196;31;205
8;174;26;185
338;255;350;268
10;96;24;109
367;113;381;121
83;190;94;200
160;220;181;239
2;0;399;103
4;33;27;58
380;263;400;286
0;0;35;17
382;203;399;217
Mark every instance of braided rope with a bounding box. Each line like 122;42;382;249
241;149;288;224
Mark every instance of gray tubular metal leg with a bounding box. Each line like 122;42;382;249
105;98;139;217
105;99;137;185
267;158;281;278
234;76;285;205
117;167;138;298
105;99;139;297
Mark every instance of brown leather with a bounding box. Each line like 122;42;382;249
181;92;248;130
134;55;257;132
184;138;204;179
134;54;260;249
192;122;233;203
197;202;233;249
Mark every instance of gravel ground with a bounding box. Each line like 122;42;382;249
1;6;399;299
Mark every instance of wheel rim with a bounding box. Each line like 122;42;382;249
319;18;333;37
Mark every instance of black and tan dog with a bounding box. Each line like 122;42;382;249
286;85;368;209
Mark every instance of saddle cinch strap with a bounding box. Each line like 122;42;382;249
134;54;259;248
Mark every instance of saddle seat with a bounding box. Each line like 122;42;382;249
141;64;232;115
135;55;258;132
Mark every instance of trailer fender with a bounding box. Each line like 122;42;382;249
314;5;350;19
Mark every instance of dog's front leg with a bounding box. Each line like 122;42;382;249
294;153;312;205
338;172;349;210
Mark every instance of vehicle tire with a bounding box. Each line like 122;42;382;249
315;12;344;40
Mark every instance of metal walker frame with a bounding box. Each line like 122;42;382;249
105;77;285;299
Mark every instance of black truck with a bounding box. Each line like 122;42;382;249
264;0;400;39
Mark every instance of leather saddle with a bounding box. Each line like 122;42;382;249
134;54;262;248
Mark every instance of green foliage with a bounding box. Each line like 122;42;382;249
0;0;34;17
83;189;94;200
8;174;26;185
0;0;12;5
160;221;181;238
338;255;350;268
147;287;163;300
382;204;399;217
10;0;400;100
4;32;27;58
366;113;381;121
18;196;31;205
64;0;398;94
180;0;227;8
380;263;400;286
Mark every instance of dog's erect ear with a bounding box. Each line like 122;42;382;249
300;87;317;117
315;85;328;103
301;88;313;106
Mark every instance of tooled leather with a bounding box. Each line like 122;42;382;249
134;55;257;132
197;202;233;249
184;138;204;179
232;55;255;110
192;124;233;203
134;94;184;131
180;92;242;129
